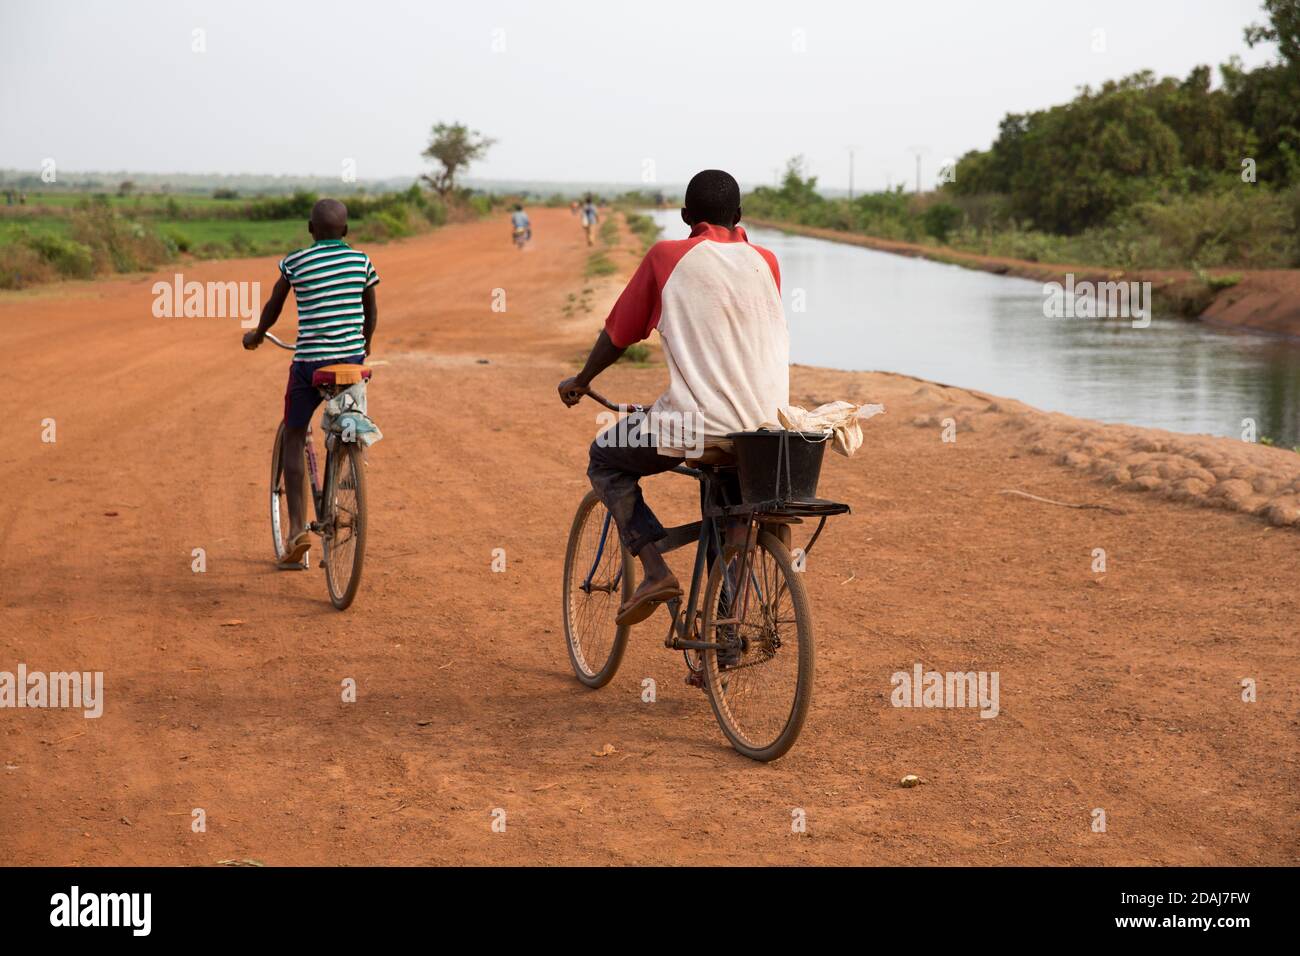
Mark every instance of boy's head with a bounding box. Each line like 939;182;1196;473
682;169;741;228
308;198;348;241
514;203;523;211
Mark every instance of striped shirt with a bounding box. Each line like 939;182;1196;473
278;239;379;362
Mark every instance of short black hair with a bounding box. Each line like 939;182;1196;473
684;169;740;225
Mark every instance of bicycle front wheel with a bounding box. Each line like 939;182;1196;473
701;531;814;762
323;441;367;610
562;490;634;688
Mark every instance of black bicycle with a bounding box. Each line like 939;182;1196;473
561;390;849;761
265;333;370;610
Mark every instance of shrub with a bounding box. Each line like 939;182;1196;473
246;190;317;221
0;243;55;289
24;234;95;278
69;204;171;273
922;203;961;243
164;228;193;253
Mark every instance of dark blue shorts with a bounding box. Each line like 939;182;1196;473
283;355;364;429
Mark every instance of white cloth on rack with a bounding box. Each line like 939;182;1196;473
764;401;885;458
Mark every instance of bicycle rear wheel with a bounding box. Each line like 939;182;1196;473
562;490;634;688
322;441;367;610
701;531;813;761
270;421;312;565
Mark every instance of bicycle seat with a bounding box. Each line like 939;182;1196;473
686;445;737;467
311;364;372;387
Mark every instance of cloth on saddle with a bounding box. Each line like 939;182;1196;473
321;381;383;447
761;401;885;458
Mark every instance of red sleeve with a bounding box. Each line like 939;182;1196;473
604;249;661;347
603;239;699;347
753;244;781;293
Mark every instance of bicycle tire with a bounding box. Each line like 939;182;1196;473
562;490;634;688
700;531;814;761
323;441;367;610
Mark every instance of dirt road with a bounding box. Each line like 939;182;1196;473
1;209;1296;865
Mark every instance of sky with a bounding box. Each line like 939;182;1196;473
0;0;1281;192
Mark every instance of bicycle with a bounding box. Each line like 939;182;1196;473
561;390;849;761
264;332;370;610
513;226;530;249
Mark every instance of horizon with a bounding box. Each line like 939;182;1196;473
1;0;1280;192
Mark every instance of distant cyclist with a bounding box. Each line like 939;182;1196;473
510;204;531;248
580;196;599;246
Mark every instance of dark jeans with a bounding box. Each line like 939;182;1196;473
587;417;742;558
587;418;680;557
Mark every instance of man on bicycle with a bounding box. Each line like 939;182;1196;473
510;203;531;245
243;198;379;568
557;169;788;625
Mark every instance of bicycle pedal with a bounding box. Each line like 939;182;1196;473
684;670;705;689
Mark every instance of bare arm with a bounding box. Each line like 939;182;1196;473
557;329;624;406
242;276;291;349
362;286;378;356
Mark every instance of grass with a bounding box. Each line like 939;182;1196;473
599;217;619;246
617;343;652;365
0;187;483;290
622;211;661;251
584;252;617;277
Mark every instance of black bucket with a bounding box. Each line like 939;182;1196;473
726;429;829;505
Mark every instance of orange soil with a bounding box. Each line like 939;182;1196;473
1;209;1296;865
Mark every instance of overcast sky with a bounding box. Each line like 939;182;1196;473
0;0;1280;191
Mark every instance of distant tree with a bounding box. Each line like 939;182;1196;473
1245;0;1300;67
420;122;495;197
118;180;135;197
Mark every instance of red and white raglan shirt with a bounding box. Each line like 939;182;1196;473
604;222;789;455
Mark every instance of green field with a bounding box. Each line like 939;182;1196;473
0;187;461;289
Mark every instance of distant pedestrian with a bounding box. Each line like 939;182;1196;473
580;196;599;246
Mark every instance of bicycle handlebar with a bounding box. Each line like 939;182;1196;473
265;332;294;351
582;387;644;415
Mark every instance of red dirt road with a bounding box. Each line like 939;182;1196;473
1;209;1296;865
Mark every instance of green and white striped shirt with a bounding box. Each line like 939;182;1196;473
278;239;379;362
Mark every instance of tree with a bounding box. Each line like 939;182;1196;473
1245;0;1300;68
420;122;495;197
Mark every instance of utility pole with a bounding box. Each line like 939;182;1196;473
848;148;855;201
907;145;928;194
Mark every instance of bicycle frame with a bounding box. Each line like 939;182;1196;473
264;332;345;529
579;463;756;655
574;386;840;658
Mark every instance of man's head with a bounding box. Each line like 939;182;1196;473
682;169;741;228
308;198;348;240
514;203;523;212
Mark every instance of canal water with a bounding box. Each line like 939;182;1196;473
647;209;1300;446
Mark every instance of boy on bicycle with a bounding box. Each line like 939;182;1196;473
510;204;532;244
243;198;379;568
557;170;788;625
